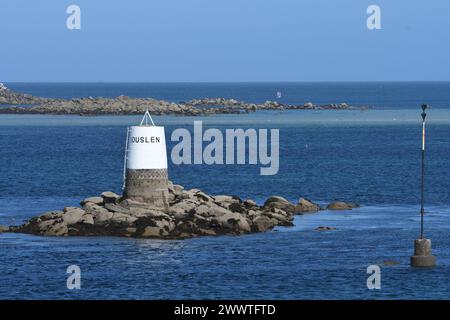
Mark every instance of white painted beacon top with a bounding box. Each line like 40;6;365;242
126;112;168;170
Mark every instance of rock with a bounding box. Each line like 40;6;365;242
347;202;360;208
62;207;86;225
314;226;337;231
261;208;293;226
40;210;64;221
247;209;258;218
170;198;199;214
193;191;213;203
160;219;176;234
83;202;114;223
252;216;277;232
296;198;321;213
168;182;184;196
129;206;162;218
168;207;190;220
228;202;246;213
263;196;296;214
135;215;175;237
214;212;251;233
201;202;231;217
326;201;359;210
175;220;201;238
141;210;171;220
185;188;201;197
44;221;69;236
243;199;257;208
104;203;131;214
188;204;209;217
126;227;137;235
109;212;138;225
81;214;95;225
55;207;94;227
142;226;164;237
213;195;237;203
22;217;69;236
80;196;103;206
198;228;217;236
264;195;289;204
101;191;120;203
382;260;400;266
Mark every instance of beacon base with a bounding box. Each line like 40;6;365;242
410;238;436;267
124;168;169;212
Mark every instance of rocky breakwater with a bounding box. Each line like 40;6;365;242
0;94;198;116
0;83;49;105
4;183;330;239
0;86;353;116
186;98;351;112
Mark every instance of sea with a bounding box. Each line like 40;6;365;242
1;82;450;299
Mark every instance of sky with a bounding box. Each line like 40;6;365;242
0;0;449;82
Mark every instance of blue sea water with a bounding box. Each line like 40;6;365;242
1;83;450;299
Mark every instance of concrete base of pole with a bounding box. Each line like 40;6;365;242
410;238;436;267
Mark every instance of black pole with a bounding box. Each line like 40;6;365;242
411;104;436;267
420;104;428;239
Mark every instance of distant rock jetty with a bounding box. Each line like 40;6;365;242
0;85;352;116
0;83;49;105
1;182;358;239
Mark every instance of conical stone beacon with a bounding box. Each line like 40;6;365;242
123;112;169;211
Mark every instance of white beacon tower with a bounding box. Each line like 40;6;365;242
123;111;169;211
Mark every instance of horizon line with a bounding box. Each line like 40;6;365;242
3;80;450;84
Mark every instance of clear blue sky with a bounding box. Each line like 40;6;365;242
0;0;449;82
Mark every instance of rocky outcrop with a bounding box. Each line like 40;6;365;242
7;182;326;239
382;260;400;266
0;87;354;116
314;226;337;231
326;201;360;210
0;85;48;105
3;180;360;239
263;196;322;214
297;197;322;212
